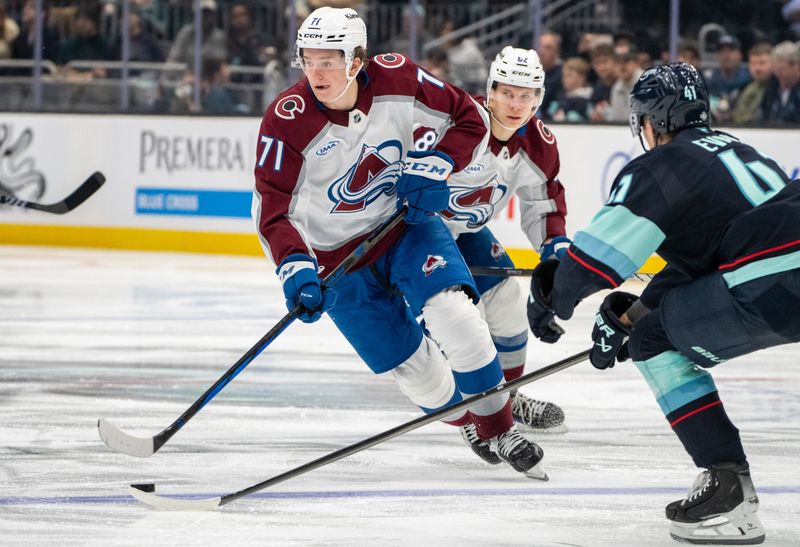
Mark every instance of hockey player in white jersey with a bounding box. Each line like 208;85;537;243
252;8;545;478
413;47;570;458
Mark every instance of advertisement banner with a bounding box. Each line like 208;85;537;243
1;114;798;262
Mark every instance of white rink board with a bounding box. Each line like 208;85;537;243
1;113;798;248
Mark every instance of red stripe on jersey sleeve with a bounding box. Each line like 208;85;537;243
545;178;568;238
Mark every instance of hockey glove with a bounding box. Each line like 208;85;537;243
277;254;337;323
590;291;638;369
527;259;565;344
539;235;571;261
396;150;453;224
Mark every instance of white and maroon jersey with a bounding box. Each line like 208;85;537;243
252;53;489;273
414;100;566;249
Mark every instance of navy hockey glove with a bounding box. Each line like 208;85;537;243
527;259;565;344
277;254;337;323
396;150;453;224
590;291;638;369
539;235;571;261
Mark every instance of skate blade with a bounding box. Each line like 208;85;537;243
669;510;765;545
516;423;568;435
523;463;549;481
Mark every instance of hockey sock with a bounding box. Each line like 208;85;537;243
390;336;468;424
423;289;511;438
481;279;529;381
634;351;746;467
667;392;746;467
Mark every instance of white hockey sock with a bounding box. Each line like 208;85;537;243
422;289;508;418
390;336;466;422
481;278;529;376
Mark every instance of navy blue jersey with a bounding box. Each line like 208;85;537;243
552;127;799;318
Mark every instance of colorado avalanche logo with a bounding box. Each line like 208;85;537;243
328;140;403;213
422;255;447;276
440;176;508;229
490;242;506;261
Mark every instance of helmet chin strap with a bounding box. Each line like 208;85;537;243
486;97;535;133
327;61;362;106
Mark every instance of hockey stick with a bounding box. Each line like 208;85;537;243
0;172;105;214
98;206;408;458
128;348;590;510
470;265;654;282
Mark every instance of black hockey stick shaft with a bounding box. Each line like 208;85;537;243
470;266;535;277
218;348;590;506
470;265;655;281
0;172;105;214
133;207;407;454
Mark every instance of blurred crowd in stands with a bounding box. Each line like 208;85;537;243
0;0;799;124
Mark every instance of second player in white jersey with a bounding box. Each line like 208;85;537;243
415;46;570;432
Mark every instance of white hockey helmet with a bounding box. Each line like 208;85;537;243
486;46;545;104
293;7;367;69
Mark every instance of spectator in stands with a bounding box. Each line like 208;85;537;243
761;41;800;124
782;0;800;41
613;31;636;56
167;0;226;67
420;47;451;83
548;56;593;122
227;1;271;81
636;49;653;71
588;42;618;121
576;32;596;63
447;33;487;95
110;9;163;64
11;0;60;63
201;57;249;114
705;35;751;122
605;47;642;122
677;40;701;69
731;42;773;124
0;0;20;60
537;30;563;119
58;4;109;79
383;4;432;57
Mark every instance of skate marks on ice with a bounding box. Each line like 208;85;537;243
0;247;799;545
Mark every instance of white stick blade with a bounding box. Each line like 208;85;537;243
97;418;156;458
129;485;222;511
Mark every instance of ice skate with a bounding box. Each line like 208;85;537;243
511;391;566;433
459;422;502;465
667;462;765;545
492;425;548;480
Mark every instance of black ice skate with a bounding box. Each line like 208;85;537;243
667;462;765;545
511;391;566;433
492;425;548;480
459;422;501;465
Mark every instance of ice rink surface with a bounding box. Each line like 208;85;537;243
0;246;798;546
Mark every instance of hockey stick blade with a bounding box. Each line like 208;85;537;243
99;207;408;458
129;349;589;510
0;171;105;214
97;419;156;458
129;484;221;511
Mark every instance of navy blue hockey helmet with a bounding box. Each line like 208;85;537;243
629;62;709;137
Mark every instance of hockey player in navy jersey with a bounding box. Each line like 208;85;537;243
252;7;545;478
413;47;570;459
528;62;800;543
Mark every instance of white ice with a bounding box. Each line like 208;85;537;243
0;246;798;546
